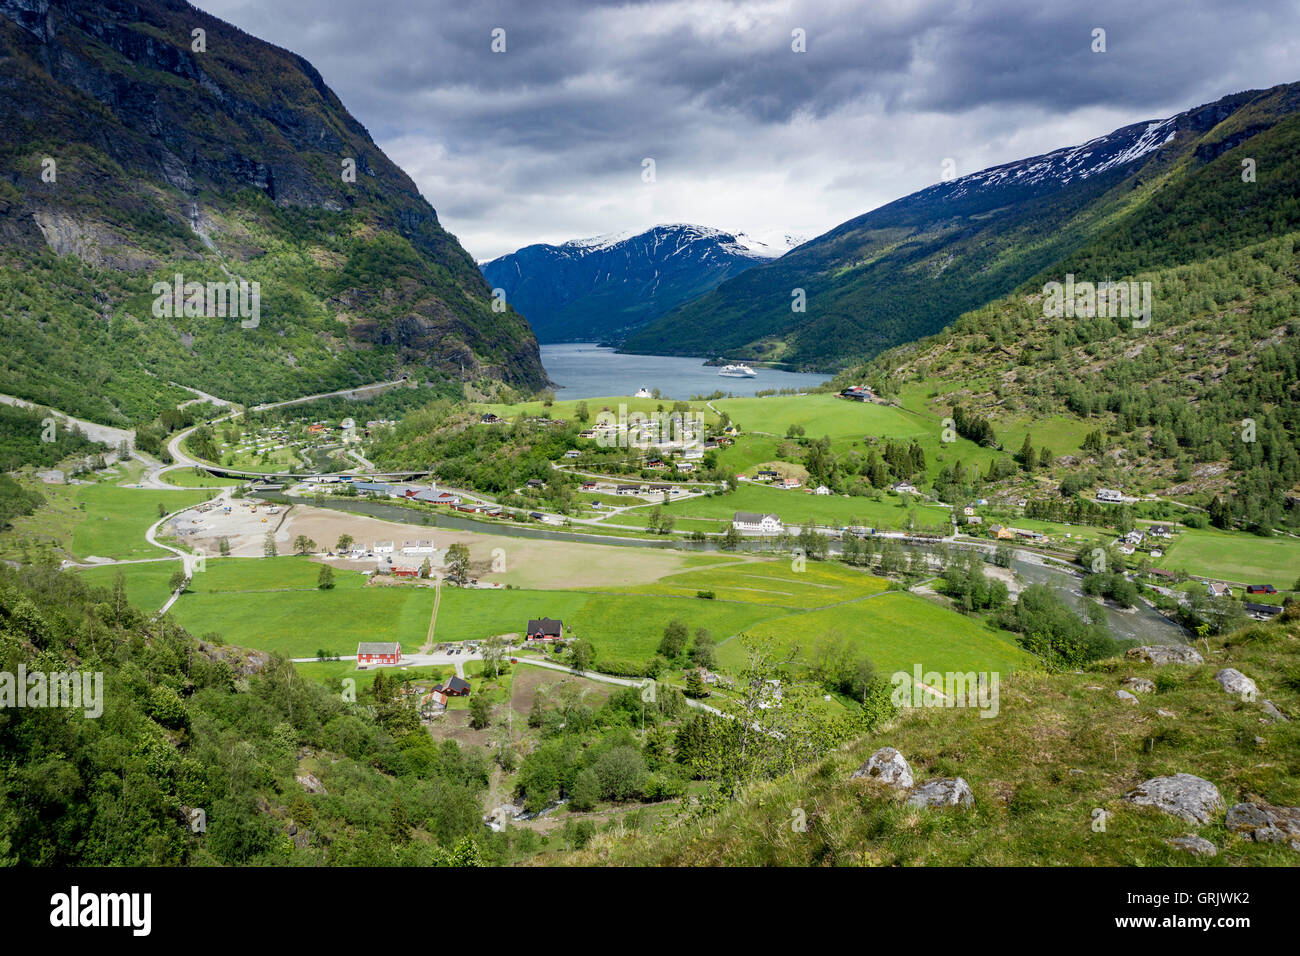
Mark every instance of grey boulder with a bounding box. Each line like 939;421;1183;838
907;777;974;809
1126;645;1204;666
851;747;914;789
1169;835;1217;858
1215;668;1258;700
1125;774;1224;824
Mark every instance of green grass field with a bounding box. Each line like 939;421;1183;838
603;559;891;609
478;395;720;425
76;560;181;612
1155;528;1300;588
158;467;242;488
70;483;216;560
714;394;922;441
656;483;951;531
715;591;1037;677
156;548;1034;685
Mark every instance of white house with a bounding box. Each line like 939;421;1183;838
373;541;395;555
813;485;831;495
401;540;435;554
892;481;918;494
1096;488;1124;503
733;511;783;534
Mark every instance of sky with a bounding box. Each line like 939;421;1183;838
191;0;1300;261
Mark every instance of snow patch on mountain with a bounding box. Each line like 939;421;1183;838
940;117;1178;201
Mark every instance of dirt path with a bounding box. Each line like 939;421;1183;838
420;580;443;654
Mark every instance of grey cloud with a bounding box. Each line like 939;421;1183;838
193;0;1300;258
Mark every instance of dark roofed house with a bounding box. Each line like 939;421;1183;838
526;617;564;641
1245;584;1278;595
436;676;471;697
1244;602;1283;620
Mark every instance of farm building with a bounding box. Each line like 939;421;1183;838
526;617;564;641
1246;584;1278;595
356;642;401;666
373;541;395;554
733;511;783;534
436;676;472;697
1095;488;1124;503
1245;602;1283;620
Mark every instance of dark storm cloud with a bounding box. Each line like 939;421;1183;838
192;0;1300;258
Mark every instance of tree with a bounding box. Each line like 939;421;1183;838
685;670;708;698
568;640;595;674
169;569;189;593
293;535;316;555
263;532;277;557
336;533;353;553
721;524;742;550
468;695;491;730
218;537;231;556
317;565;335;590
593;746;647;801
482;636;509;678
1016;434;1036;472
569;767;601;811
690;628;716;669
387;797;411;844
575;401;590;424
658;619;689;659
445;543;471;584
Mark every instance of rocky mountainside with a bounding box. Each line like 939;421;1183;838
480;223;799;343
624;82;1300;370
0;0;545;426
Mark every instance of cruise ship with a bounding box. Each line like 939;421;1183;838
718;363;757;378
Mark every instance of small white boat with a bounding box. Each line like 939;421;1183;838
718;363;757;378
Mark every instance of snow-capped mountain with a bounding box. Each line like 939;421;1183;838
480;223;798;342
925;117;1178;202
623;81;1300;368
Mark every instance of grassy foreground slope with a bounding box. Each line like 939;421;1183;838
559;611;1300;866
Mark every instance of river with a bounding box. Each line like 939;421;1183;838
540;343;829;399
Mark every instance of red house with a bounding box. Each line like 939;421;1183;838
526;617;564;642
435;676;471;697
356;641;401;667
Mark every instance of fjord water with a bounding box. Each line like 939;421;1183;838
540;343;829;399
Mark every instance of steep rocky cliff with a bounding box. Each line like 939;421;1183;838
0;0;546;423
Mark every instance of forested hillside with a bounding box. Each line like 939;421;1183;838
0;0;546;429
0;560;494;865
626;82;1300;371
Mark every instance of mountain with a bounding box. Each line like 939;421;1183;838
480;223;801;343
624;82;1300;370
0;0;546;429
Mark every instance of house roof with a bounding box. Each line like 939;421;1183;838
734;511;779;523
1244;602;1282;615
439;676;471;693
527;617;563;635
357;641;401;656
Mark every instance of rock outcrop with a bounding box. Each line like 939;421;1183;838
1124;774;1224;824
850;747;914;789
